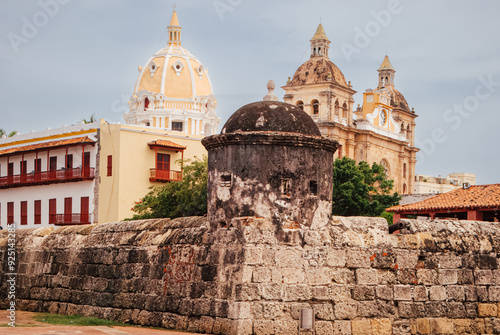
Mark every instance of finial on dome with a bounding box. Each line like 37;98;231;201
378;55;395;71
263;80;278;101
168;8;181;46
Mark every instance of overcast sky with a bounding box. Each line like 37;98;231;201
1;0;499;184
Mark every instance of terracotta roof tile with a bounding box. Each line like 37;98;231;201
148;139;186;150
0;136;95;157
387;184;500;213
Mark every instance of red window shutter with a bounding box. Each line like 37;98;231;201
20;201;27;225
7;202;14;224
64;197;72;224
81;197;89;223
34;200;41;224
107;155;112;176
49;198;56;224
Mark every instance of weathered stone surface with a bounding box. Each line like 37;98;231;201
3;217;500;335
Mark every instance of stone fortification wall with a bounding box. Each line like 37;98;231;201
2;217;500;334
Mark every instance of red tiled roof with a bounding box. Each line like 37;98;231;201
387;184;500;213
148;139;186;151
0;136;95;157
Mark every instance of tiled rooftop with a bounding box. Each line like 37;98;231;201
0;136;95;157
148;139;186;150
387;184;500;213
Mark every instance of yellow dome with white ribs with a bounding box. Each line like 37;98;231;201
125;9;219;136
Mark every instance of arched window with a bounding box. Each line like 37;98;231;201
311;99;319;114
403;183;407;194
296;100;304;111
318;47;321;55
342;102;347;119
334;100;340;116
144;98;150;110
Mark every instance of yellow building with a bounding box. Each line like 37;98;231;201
283;24;419;194
124;9;220;136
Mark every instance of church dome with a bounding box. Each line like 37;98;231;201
124;9;219;135
385;86;411;113
290;57;348;87
221;101;321;136
132;44;213;99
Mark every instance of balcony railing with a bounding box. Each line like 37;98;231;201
0;167;95;189
149;169;182;182
49;213;91;226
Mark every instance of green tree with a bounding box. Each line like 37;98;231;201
0;129;17;137
128;156;208;220
332;157;400;217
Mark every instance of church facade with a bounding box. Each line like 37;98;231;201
283;24;418;194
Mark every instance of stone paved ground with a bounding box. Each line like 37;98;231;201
0;311;208;335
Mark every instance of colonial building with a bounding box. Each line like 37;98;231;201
0;9;216;228
124;9;220;136
283;24;419;194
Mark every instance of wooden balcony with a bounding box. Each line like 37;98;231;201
0;167;95;189
49;213;91;226
149;169;182;182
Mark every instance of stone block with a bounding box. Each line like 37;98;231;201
377;269;397;285
311;286;329;300
357;300;380;318
352;319;373;335
330;284;351;302
437;254;462;269
438;269;458;285
275;320;297;334
187;316;215;334
313;303;335;321
429;286;447;301
346;249;371;268
306;267;333;286
315;321;334;335
429;318;454;334
274;249;302;268
334;301;358;320
395;250;419;269
475;269;493;285
416;269;437;285
243;247;263;265
333;320;352;335
397;269;417;285
394;285;412;301
447;285;465;301
416;318;430;334
478;303;498;317
356;268;378;285
235;284;260;301
488;286;500;302
412;286;428;301
326;248;346;267
282;268;305;284
453;319;473;334
425;301;448;317
447;302;466;318
371;318;392;335
352;285;375;300
260;284;282;300
283;285;312;301
398;302;425;318
252;267;271;283
494;270;500;285
332;268;355;284
392;320;411;335
227;302;252;319
376;285;393;301
253;320;274;335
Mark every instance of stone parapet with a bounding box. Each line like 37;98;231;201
1;217;500;334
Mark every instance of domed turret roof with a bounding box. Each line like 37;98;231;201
221;101;321;136
290;56;348;87
385;86;411;113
